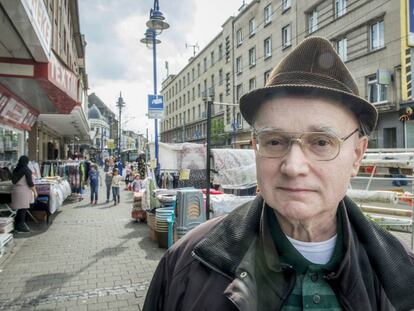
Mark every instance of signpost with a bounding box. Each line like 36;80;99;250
147;94;164;119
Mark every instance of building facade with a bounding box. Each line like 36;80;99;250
0;0;90;162
161;0;409;149
160;17;234;146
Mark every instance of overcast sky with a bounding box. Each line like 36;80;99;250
79;0;248;139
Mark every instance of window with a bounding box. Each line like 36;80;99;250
197;63;201;76
249;47;256;67
211;75;215;90
219;69;223;85
236;28;243;46
282;0;291;11
183;76;186;88
203;57;207;72
187;72;190;84
236;84;243;101
249;18;256;36
336;37;347;62
264;4;272;25
211;51;215;66
192;68;195;81
192;87;195;100
249;78;256;91
219;93;224;110
264;70;271;85
236;56;243;74
264;37;272;58
187;91;190;104
368;75;387;104
218;44;223;60
197;84;201;97
308;9;318;34
370;20;384;50
282;25;291;48
193;107;195;120
335;0;347;18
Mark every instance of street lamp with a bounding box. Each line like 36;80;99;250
140;0;169;175
116;92;125;159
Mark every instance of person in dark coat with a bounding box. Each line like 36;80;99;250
143;37;414;310
11;155;37;232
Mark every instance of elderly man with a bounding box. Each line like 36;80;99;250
143;37;414;310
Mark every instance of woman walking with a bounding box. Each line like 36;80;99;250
111;168;122;206
11;155;37;232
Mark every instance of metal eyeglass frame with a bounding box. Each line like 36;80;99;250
251;128;360;161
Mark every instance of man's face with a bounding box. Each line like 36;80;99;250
253;95;367;222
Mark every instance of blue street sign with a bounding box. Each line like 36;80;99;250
148;94;164;119
148;94;164;110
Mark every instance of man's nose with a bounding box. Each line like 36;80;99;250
280;142;310;176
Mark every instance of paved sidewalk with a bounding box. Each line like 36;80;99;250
0;184;164;311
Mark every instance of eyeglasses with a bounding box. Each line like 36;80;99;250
252;128;359;161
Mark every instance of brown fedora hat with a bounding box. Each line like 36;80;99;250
239;36;378;134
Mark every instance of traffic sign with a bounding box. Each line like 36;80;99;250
148;94;164;119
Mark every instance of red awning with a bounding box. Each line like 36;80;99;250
0;52;80;114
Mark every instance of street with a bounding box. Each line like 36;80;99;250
0;185;164;311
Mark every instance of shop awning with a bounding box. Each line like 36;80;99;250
37;106;90;141
0;52;80;114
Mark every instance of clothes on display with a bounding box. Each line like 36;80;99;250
177;169;207;189
160;171;175;189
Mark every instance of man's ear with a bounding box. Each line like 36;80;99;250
351;136;368;177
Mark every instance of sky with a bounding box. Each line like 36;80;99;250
79;0;248;140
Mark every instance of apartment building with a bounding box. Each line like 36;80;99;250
162;0;410;148
160;17;234;146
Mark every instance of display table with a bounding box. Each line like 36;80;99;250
0;178;71;216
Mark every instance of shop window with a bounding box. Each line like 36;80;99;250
0;127;23;163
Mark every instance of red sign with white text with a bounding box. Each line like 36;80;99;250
48;53;79;102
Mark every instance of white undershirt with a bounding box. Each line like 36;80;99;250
286;234;337;265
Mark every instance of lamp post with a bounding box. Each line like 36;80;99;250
140;0;169;174
116;92;125;159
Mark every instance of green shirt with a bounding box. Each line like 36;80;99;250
266;205;344;310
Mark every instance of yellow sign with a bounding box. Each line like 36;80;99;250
149;159;156;169
179;169;190;180
107;139;115;150
401;0;412;100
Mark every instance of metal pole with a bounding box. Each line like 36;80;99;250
152;30;160;173
119;104;122;159
206;97;212;220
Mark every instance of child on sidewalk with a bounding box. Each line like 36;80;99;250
111;168;122;205
104;165;113;203
88;164;101;205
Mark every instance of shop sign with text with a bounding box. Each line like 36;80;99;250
49;53;79;102
21;0;52;58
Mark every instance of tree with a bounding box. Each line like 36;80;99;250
211;118;230;146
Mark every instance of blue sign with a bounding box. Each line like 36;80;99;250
408;0;414;46
148;95;164;110
147;95;164;119
410;0;414;32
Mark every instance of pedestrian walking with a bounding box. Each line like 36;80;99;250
104;165;113;203
143;37;414;310
11;155;37;232
88;164;101;205
111;168;122;205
